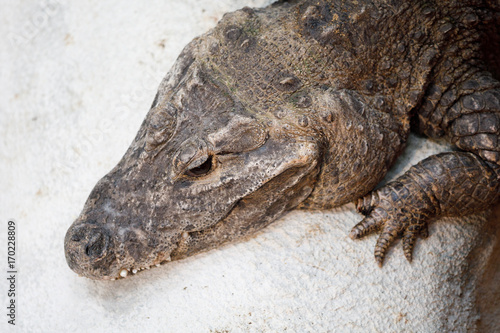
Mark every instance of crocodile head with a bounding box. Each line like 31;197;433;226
64;36;321;280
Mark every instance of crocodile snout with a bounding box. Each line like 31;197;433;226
64;223;117;279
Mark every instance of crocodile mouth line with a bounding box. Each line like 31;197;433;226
107;199;241;280
169;165;317;262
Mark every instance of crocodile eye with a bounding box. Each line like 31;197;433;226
184;155;215;178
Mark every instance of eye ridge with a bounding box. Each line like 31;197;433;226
184;155;215;178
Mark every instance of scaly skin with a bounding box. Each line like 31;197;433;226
351;152;500;266
64;0;500;280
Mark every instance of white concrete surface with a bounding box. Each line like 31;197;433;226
1;0;498;332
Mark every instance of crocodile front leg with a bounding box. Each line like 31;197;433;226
350;152;500;266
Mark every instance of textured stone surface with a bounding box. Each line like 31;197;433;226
0;0;498;332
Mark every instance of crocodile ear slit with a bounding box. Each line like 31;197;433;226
208;115;268;154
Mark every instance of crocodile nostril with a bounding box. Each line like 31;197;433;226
84;230;109;259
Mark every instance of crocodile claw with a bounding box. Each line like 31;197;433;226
350;188;431;267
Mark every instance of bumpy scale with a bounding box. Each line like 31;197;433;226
65;0;500;279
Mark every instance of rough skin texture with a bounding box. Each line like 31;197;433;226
64;0;500;279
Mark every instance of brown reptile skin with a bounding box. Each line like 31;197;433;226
353;77;500;264
349;1;500;265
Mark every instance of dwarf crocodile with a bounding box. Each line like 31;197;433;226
65;0;500;280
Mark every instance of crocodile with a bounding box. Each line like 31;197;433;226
64;0;500;280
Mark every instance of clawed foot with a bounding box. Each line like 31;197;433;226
349;182;434;267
